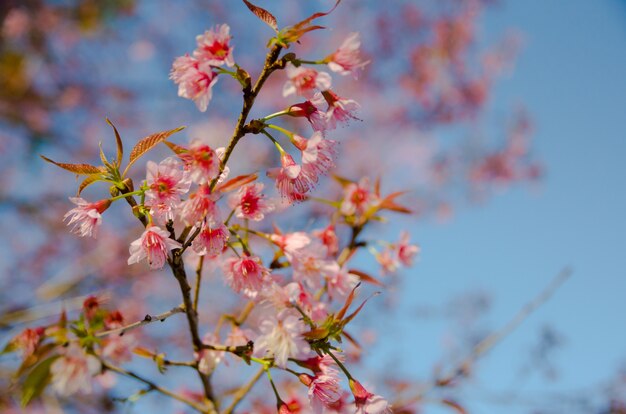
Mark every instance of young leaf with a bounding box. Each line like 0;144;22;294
279;0;341;44
21;356;59;407
163;140;188;155
214;173;259;193
106;118;124;168
124;126;185;176
348;269;384;286
242;0;278;31
40;156;105;175
77;174;103;196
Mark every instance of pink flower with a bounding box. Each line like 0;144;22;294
267;154;317;203
192;221;229;257
300;371;342;413
397;231;420;267
288;100;328;132
326;32;370;78
228;183;274;221
179;139;221;183
128;225;182;269
170;54;218;112
340;178;377;216
11;327;45;359
312;225;339;257
222;255;270;297
179;184;220;227
101;334;135;364
320;90;360;130
293;132;337;179
283;63;332;98
50;344;101;396
194;24;235;67
254;311;311;368
145;157;191;221
350;380;392;414
195;332;223;374
326;265;359;300
63;198;111;238
376;248;399;275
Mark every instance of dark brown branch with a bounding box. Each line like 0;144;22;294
96;306;184;338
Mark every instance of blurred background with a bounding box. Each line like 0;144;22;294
0;0;625;413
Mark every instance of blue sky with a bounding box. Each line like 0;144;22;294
372;1;626;412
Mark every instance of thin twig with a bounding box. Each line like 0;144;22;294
96;306;184;338
101;359;208;413
412;267;572;402
222;367;265;414
193;256;205;312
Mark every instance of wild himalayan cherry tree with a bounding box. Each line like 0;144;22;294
2;2;425;413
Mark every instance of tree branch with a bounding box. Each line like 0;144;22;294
96;306;184;338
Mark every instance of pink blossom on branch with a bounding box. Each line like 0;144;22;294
283;63;332;98
194;24;235;67
228;182;274;222
192;220;229;257
170;54;218;112
267;153;317;203
293;132;337;179
222;255;270;298
318;90;361;130
127;225;182;269
144;156;191;222
63;197;111;238
326;32;370;78
350;379;392;414
254;311;311;368
178;138;221;184
50;344;101;397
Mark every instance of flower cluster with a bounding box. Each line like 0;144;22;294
34;7;420;414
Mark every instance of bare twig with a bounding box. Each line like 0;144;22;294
222;367;265;414
96;306;184;338
101;359;208;413
412;267;572;403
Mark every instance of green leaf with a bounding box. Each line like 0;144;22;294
21;355;59;407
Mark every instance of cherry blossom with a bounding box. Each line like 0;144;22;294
254;310;311;368
326;32;370;78
196;332;223;375
293;132;337;179
50;344;101;396
170;54;218;112
283;63;332;98
300;370;342;413
350;380;392;414
288;100;328;132
228;182;274;221
317;90;360;130
192;220;229;257
178;139;221;184
397;231;420;266
127;225;182;269
340;178;377;216
267;153;317;203
194;24;235;67
145;157;191;222
10;327;44;359
63;198;111;238
178;184;220;226
222;255;270;297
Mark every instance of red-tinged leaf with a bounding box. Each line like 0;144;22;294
336;283;360;321
380;191;412;214
125;126;185;175
215;173;258;193
441;399;468;414
342;292;380;326
77;174;102;196
292;0;340;30
374;176;381;197
283;25;326;44
40;155;104;175
133;347;155;358
21;356;59;407
106;118;124;168
348;269;384;287
302;327;329;340
341;330;361;350
163;140;188;155
331;174;354;188
242;0;278;31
